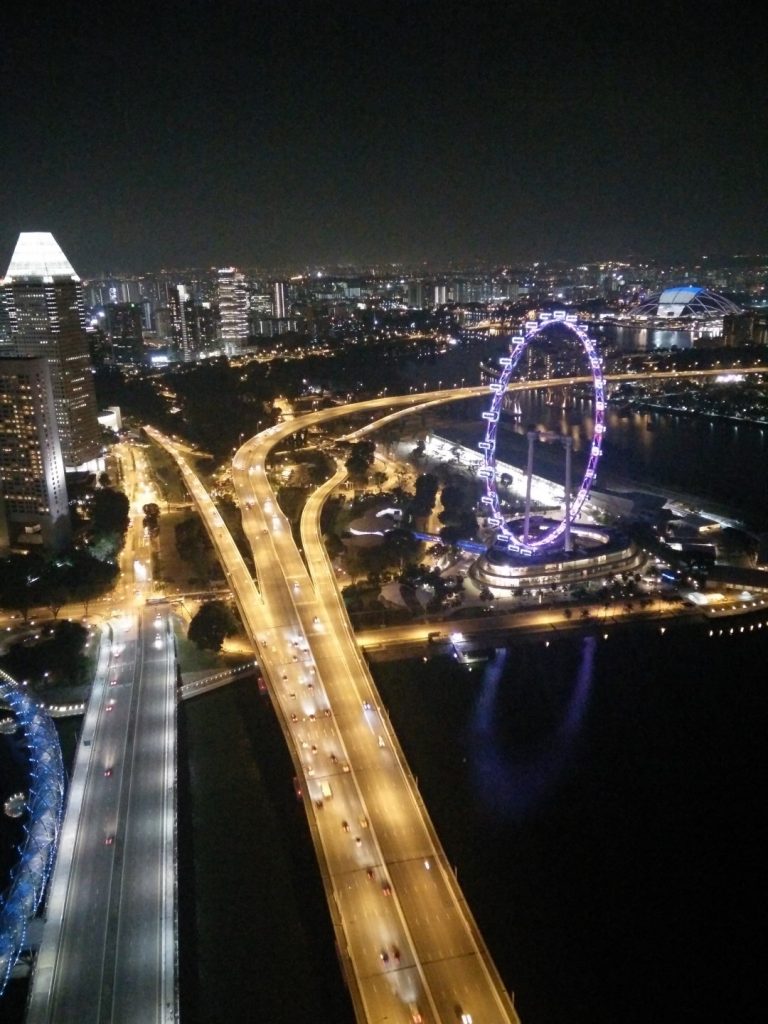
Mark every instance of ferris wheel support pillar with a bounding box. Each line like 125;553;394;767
564;436;573;553
523;430;538;544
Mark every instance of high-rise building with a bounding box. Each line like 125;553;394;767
168;284;194;361
104;303;145;364
1;233;101;469
167;285;218;360
273;280;287;319
217;267;249;352
0;357;70;551
407;280;426;308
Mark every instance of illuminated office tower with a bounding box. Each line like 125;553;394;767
0;357;70;551
104;303;145;364
217;267;249;352
168;284;194;361
273;280;287;319
1;233;100;469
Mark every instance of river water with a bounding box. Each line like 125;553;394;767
410;331;768;528
374;617;767;1024
493;390;768;529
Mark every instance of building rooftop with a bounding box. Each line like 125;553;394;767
631;285;741;320
3;232;79;282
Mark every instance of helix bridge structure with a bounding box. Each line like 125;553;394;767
0;670;64;998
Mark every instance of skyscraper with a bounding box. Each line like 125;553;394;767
168;283;193;361
273;280;287;319
104;303;145;364
0;356;70;551
1;233;101;469
217;267;249;352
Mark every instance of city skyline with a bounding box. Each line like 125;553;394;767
2;1;767;274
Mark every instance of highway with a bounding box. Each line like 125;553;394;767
151;403;520;1024
26;605;178;1024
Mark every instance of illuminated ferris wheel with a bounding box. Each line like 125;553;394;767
478;312;606;555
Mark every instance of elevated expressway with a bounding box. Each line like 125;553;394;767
148;364;766;1024
149;396;520;1024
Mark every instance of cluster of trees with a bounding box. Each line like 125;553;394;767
405;471;478;542
187;601;239;651
143;502;160;536
81;486;131;560
174;516;216;582
343;439;376;482
0;620;90;690
345;528;423;582
0;550;120;620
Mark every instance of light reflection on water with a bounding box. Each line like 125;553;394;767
469;637;596;822
495;390;768;527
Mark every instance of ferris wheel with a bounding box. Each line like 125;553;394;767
478;312;606;555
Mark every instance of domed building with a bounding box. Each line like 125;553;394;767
623;286;742;342
631;286;741;320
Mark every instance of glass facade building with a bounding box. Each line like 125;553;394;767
1;233;101;469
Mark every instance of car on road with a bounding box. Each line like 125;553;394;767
105;835;114;846
341;763;350;773
379;950;389;964
341;820;350;832
104;768;113;777
359;816;368;829
381;880;392;896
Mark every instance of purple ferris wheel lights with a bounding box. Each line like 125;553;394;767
478;317;606;556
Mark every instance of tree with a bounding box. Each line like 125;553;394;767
175;517;214;581
410;473;439;518
91;488;130;542
188;601;239;651
345;440;375;481
65;550;119;614
0;553;46;621
0;619;89;689
39;559;71;618
323;533;345;560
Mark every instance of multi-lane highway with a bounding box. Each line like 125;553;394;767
26;605;178;1024
151;394;520;1024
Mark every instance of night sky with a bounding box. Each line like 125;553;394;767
2;0;767;273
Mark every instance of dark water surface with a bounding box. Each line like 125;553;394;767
434;387;768;529
373;618;766;1024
